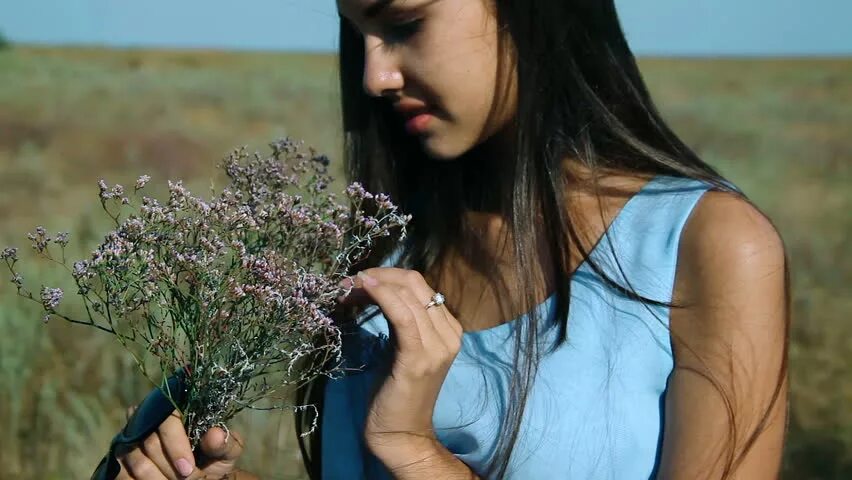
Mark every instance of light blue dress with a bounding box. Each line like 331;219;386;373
321;175;715;479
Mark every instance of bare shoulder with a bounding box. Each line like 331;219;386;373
661;189;790;479
682;189;785;256
676;189;786;304
670;188;788;354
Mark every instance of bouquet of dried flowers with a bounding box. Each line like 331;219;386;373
1;138;410;447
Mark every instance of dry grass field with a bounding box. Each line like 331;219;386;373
0;46;849;479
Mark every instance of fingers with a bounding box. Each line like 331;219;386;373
116;396;245;480
118;447;169;480
360;268;464;342
116;409;199;480
354;271;423;352
114;431;240;480
156;411;197;478
395;285;448;352
116;458;132;480
200;426;244;462
352;269;463;358
140;431;182;479
432;306;464;352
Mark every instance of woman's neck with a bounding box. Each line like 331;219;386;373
423;160;654;332
424;212;556;332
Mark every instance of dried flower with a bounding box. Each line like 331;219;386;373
40;286;63;311
1;247;17;261
72;260;92;280
135;175;151;190
2;137;411;446
98;180;111;199
27;226;51;253
54;232;70;247
345;182;373;201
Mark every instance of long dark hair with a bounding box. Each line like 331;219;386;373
296;1;790;478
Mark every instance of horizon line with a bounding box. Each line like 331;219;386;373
7;41;851;59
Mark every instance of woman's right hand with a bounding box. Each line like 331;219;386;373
116;407;245;480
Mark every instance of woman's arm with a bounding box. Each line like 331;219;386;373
368;436;481;480
658;191;789;479
341;269;480;479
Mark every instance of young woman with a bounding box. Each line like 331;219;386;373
113;0;790;479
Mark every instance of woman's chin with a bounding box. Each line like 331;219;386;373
420;136;468;162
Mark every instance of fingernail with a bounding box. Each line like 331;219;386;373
175;458;194;477
357;271;379;286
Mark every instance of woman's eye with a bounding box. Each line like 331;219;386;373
384;19;423;42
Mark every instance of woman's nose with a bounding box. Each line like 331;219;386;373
362;37;403;97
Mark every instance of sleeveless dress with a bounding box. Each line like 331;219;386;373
321;175;715;479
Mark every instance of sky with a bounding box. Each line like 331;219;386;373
0;0;850;56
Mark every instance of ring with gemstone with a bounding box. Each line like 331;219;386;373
425;292;446;310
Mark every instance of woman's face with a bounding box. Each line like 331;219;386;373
337;0;517;160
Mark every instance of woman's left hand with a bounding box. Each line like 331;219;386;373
339;267;464;454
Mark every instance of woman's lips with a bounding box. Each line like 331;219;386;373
405;111;434;135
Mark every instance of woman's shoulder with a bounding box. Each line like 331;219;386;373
670;187;786;347
678;189;785;277
663;189;788;477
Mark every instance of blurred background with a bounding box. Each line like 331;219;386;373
0;0;849;478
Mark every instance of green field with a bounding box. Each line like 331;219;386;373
0;46;849;479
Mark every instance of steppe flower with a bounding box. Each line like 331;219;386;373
135;175;151;190
40;286;63;311
2;137;410;446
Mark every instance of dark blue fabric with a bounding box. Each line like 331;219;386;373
91;369;189;480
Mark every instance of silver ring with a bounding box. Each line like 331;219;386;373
424;292;446;310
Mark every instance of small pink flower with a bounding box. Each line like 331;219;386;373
6;136;412;447
135;175;151;190
1;247;17;261
40;286;63;311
